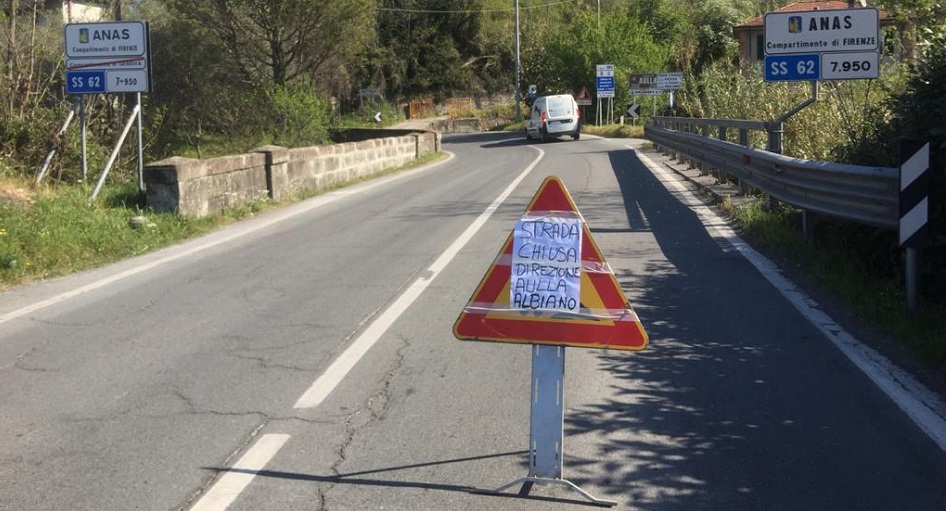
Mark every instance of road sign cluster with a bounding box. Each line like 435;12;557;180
763;8;880;82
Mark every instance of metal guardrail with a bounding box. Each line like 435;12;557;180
646;117;899;230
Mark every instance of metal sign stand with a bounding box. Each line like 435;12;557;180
474;344;617;507
35;98;81;184
80;95;88;181
89;95;142;201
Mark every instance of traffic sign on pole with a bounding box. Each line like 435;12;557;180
453;176;648;351
627;104;640;119
596;64;615;98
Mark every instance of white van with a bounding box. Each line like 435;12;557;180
525;94;580;142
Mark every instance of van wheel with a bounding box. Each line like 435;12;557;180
572;130;580;140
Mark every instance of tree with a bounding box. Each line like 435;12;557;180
1;0;71;172
164;0;375;94
370;0;502;102
524;7;668;112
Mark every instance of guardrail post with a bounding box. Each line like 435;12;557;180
699;125;709;175
687;122;696;169
717;126;729;183
771;81;819;243
765;121;784;231
738;128;750;194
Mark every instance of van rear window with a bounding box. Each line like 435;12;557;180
547;96;573;117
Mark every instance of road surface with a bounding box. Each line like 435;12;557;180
1;132;945;510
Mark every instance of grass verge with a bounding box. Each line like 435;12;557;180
721;196;946;381
0;151;447;290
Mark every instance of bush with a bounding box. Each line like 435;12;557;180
264;83;331;148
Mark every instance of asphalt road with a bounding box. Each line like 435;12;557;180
1;132;945;510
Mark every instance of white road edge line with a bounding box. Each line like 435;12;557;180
294;147;544;409
189;433;291;511
633;145;946;454
0;154;454;327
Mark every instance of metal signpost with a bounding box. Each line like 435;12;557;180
63;21;151;197
595;64;614;125
762;7;880;238
763;7;881;155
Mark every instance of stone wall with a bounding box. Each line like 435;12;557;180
145;131;440;217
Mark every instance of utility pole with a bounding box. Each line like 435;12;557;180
515;0;521;122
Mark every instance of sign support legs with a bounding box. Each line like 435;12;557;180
474;345;616;507
136;92;144;194
80;95;88;182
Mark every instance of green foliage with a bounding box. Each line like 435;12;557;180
678;60;909;161
163;0;374;91
370;0;494;102
0;181;217;287
0;150;447;289
522;8;669;122
263;83;331;148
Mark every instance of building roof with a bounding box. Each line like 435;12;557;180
735;1;892;30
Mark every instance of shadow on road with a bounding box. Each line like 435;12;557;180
557;147;946;510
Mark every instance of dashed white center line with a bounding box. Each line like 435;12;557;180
189;145;544;510
293;147;543;409
189;433;291;511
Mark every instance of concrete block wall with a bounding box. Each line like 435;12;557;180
144;153;270;218
145;131;440;217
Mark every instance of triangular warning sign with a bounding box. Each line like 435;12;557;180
453;176;648;351
576;86;592;105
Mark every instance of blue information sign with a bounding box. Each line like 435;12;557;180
596;76;614;92
66;70;107;94
764;54;820;82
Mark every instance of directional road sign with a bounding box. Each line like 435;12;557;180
596;64;615;98
627;104;640;119
656;72;683;90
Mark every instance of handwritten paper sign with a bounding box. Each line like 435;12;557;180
511;216;582;311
